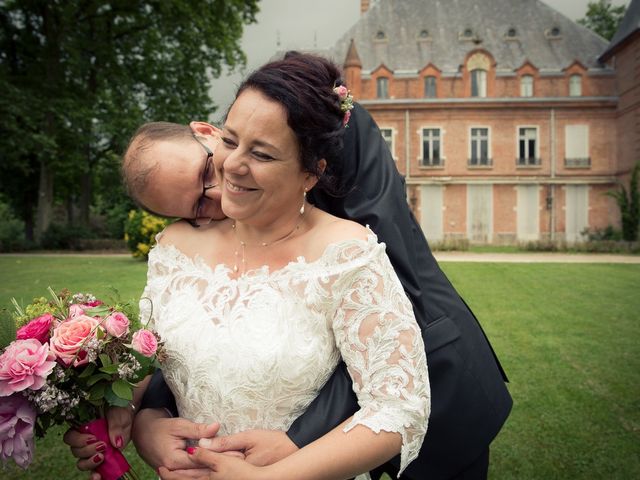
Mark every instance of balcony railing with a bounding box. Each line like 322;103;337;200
516;157;542;167
468;157;493;167
564;157;591;168
419;157;444;167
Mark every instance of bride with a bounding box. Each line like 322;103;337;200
71;52;430;480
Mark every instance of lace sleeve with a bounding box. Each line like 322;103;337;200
331;243;430;475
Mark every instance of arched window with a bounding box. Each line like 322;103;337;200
375;30;386;40
569;74;582;96
377;77;389;99
471;69;487;97
520;75;534;97
424;76;437;98
419;29;429;38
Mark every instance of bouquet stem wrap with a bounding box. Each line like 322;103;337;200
78;418;138;480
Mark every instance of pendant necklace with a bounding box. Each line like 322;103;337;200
232;204;314;275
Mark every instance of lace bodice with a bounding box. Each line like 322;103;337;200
141;233;430;473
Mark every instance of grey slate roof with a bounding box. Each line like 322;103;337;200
600;0;639;60
330;0;609;74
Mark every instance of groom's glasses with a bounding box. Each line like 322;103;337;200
188;135;217;228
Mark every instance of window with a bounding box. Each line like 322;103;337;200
463;28;473;38
469;128;490;166
569;75;582;96
419;29;429;38
380;128;394;158
421;128;442;166
471;69;487;97
518;127;539;166
520;75;533;97
424;76;437;98
507;27;517;38
377;77;389;99
375;30;386;40
565;125;590;167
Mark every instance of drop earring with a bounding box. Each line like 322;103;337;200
300;189;307;215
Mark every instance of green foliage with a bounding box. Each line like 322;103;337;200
124;209;169;259
0;198;27;251
607;162;640;242
41;223;97;250
0;0;259;240
578;0;627;40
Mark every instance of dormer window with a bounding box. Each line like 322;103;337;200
507;27;517;38
551;27;560;36
375;30;386;40
419;29;429;38
569;74;582;96
464;28;473;38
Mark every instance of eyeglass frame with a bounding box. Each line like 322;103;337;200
187;134;216;228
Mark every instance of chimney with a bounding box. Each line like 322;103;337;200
343;39;362;99
361;0;370;14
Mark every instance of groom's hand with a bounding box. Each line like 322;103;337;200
198;429;299;466
132;408;225;471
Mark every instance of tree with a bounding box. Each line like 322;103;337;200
0;1;259;241
578;0;627;40
607;162;640;242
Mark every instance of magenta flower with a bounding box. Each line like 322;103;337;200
0;394;36;469
0;339;56;396
16;313;54;344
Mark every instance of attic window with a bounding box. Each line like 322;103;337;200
419;29;429;38
463;28;473;37
375;30;386;40
551;27;560;36
507;28;517;38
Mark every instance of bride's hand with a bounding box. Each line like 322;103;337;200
63;405;135;479
198;429;298;466
159;447;268;480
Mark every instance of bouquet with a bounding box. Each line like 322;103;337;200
0;288;163;480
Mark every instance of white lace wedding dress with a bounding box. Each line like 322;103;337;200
141;232;430;474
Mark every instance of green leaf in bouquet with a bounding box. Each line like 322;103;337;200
85;305;112;317
96;327;106;340
89;382;107;401
112;379;133;401
99;363;120;374
86;373;111;386
78;363;96;378
105;384;131;407
99;353;112;367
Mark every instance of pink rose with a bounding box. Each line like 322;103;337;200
16;313;53;344
131;330;157;357
68;304;85;318
335;85;348;100
0;394;36;469
0;339;56;396
83;300;103;308
104;312;129;338
343;109;352;127
49;315;99;367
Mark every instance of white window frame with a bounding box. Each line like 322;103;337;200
516;125;540;166
468;126;491;166
379;127;397;160
377;77;389;99
520;75;534;97
418;126;444;167
569;74;582;96
470;69;487;97
564;124;590;167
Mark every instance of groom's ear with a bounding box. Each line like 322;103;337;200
189;121;219;136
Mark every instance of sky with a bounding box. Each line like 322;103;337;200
207;0;630;117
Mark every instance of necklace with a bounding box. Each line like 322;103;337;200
232;204;314;275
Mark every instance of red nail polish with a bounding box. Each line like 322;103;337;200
186;446;196;455
93;454;102;464
115;436;123;448
96;443;106;453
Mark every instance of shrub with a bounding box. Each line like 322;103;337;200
0;199;27;252
124;209;169;259
40;223;96;250
607;161;639;241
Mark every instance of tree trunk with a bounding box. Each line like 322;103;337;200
79;168;92;225
34;160;54;242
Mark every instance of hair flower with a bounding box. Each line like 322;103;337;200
333;85;354;127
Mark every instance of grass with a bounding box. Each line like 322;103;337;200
1;255;639;479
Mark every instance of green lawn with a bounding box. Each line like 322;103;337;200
1;255;639;479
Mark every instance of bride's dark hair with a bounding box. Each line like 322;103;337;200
233;51;346;192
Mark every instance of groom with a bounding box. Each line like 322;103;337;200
134;103;512;480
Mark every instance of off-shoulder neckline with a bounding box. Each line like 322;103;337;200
151;230;381;281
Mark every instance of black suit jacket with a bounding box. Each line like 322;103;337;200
141;103;512;480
